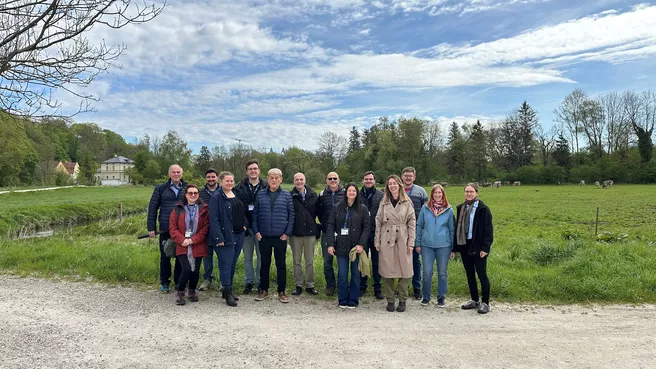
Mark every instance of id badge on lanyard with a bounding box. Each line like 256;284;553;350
185;230;192;238
248;204;255;211
341;207;349;236
340;228;349;236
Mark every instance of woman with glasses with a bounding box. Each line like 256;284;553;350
209;171;248;307
169;184;210;305
452;183;494;314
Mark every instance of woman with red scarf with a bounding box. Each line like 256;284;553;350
415;184;454;308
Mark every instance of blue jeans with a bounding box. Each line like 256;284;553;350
337;254;360;306
242;227;261;286
412;249;421;291
203;240;218;282
216;232;245;289
321;232;336;289
421;247;451;301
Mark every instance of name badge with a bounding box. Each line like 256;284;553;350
248;205;255;211
341;228;349;236
185;231;192;238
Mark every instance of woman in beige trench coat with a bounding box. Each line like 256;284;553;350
375;174;417;313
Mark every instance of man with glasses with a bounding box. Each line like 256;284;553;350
147;164;187;293
402;166;428;300
317;171;344;296
236;159;268;294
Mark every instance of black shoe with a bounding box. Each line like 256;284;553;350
413;289;422;300
420;298;430;306
305;287;319;295
397;301;406;312
374;291;384;300
242;283;254;294
292;286;303;296
223;288;237;307
326;287;335;296
461;300;480;310
231;292;240;301
386;302;395;312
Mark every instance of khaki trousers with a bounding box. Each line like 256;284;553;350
290;236;316;288
382;277;410;303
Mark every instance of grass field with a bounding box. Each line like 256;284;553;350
0;186;154;237
0;184;655;303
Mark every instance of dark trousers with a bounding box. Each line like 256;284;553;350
176;255;203;292
337;254;360;306
216;232;245;289
360;238;381;293
321;232;336;289
460;248;490;304
159;231;181;286
258;237;288;293
412;250;421;290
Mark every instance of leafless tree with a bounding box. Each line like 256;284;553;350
0;0;164;116
579;98;605;158
599;91;630;158
554;89;587;153
534;124;557;166
318;131;347;166
622;90;656;163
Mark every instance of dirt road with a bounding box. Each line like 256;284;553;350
1;275;654;369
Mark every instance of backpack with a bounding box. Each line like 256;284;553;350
163;207;183;258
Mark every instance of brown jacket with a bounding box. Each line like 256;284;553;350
374;198;417;278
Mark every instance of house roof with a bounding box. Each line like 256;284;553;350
62;162;77;175
103;156;134;164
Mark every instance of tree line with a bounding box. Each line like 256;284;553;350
1;88;654;188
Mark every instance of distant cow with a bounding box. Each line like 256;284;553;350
579;180;585;186
493;181;501;188
440;182;448;188
603;180;614;187
504;181;511;186
595;181;600;188
513;181;521;186
482;183;492;188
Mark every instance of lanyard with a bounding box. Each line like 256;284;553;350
343;207;349;229
331;191;336;206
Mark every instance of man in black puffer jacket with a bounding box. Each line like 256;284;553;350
359;171;385;299
147;164;187;293
316;171;344;296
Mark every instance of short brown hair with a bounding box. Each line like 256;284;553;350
245;159;259;170
402;167;416;175
362;171;375;179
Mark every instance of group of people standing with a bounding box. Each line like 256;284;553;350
147;162;493;314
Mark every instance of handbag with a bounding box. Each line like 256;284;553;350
163;238;176;258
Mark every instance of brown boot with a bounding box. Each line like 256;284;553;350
175;291;186;305
188;290;199;302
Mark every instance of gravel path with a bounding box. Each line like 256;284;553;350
1;275;654;369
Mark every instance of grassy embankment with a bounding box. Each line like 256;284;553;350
0;186;153;237
0;184;655;303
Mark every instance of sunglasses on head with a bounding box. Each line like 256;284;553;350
327;177;338;181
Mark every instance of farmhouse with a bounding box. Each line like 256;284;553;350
56;161;79;181
95;156;134;186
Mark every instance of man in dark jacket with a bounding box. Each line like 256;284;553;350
289;173;320;296
199;168;219;291
147;164;187;293
236;159;268;294
359;171;385;299
316;171;344;296
402;166;429;300
252;168;294;303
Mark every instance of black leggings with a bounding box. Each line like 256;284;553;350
176;255;203;292
460;251;490;304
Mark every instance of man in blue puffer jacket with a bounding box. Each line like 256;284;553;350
252;168;295;303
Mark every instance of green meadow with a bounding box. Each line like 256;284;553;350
0;184;654;303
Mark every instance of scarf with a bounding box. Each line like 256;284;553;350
456;197;478;247
429;200;445;217
184;204;199;271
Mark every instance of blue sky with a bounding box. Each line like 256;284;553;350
64;0;656;153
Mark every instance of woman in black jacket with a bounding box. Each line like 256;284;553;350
327;183;371;309
452;183;494;314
